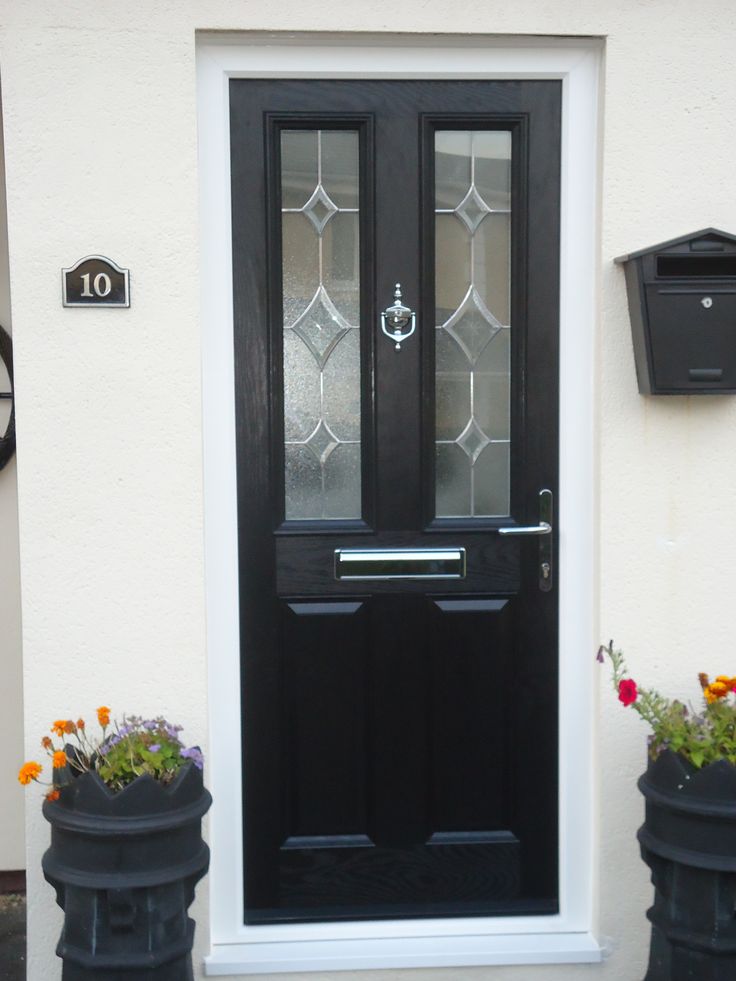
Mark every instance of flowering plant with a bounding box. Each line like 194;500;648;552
598;640;736;769
18;707;204;800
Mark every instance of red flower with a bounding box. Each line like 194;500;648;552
618;678;638;707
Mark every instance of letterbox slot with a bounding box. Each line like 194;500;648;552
657;288;736;295
656;255;736;278
688;369;723;382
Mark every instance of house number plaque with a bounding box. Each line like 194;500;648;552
62;256;130;308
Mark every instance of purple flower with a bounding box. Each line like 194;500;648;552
143;721;157;731
148;744;161;753
595;646;606;664
180;746;204;770
164;723;183;741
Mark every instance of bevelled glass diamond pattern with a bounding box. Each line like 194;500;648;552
456;418;491;463
454;184;492;233
302;184;339;234
290;286;351;368
305;419;340;464
442;286;502;365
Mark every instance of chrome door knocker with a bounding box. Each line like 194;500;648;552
380;283;416;350
0;324;15;472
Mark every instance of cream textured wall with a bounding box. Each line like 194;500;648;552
2;1;736;978
0;95;24;873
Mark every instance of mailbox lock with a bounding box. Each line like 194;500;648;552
702;296;713;309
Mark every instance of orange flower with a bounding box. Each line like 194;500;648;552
45;789;60;802
41;736;53;749
97;706;111;728
52;751;67;769
76;718;85;730
63;721;76;734
51;720;69;737
18;761;42;785
705;681;730;704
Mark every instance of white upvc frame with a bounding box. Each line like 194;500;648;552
198;32;602;975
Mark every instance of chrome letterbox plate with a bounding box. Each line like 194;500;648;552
334;547;466;581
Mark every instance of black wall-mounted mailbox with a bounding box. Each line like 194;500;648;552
615;228;736;394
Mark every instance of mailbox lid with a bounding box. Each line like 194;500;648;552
617;227;736;274
645;283;736;393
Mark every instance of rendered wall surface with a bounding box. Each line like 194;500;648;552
0;96;24;874
2;1;736;979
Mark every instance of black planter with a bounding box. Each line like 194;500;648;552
638;750;736;980
42;762;212;980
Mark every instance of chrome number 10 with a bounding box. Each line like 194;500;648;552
63;255;129;308
80;272;112;299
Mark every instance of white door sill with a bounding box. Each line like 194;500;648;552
204;932;603;975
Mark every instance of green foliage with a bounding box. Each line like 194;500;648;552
599;641;736;769
95;718;188;791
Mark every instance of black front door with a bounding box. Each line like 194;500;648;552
230;78;560;925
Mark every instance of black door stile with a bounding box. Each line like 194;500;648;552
230;78;561;924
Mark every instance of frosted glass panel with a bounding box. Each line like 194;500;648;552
282;213;319;328
474;213;510;327
436;372;470;442
284;444;322;518
281;130;361;520
322;213;360;323
435;214;471;322
435;131;472;209
436;443;471;516
474;441;511;516
435;130;511;518
472;132;512;210
321;132;360;208
281;131;318;209
324;444;362;519
323;329;362;442
283;330;321;441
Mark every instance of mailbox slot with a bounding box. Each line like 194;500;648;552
656;255;736;278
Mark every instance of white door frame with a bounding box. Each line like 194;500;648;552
197;32;602;975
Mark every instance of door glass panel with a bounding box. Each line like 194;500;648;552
435;130;511;517
281;130;361;520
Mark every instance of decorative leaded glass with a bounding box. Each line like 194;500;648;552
281;130;361;520
435;130;511;517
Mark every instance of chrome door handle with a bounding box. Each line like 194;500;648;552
498;489;554;592
498;522;551;536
